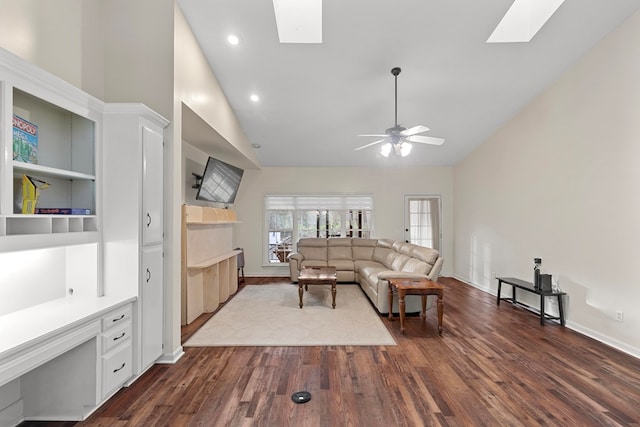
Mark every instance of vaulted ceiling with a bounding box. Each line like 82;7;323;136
178;0;640;167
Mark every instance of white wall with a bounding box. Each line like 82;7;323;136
453;11;640;357
0;0;104;98
233;166;454;278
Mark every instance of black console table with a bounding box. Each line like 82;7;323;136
497;277;566;326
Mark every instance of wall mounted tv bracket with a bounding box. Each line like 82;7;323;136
192;173;203;189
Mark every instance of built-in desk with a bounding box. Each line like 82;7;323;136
0;295;135;422
497;277;566;326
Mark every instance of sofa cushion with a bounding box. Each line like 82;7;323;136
298;238;328;247
409;245;439;265
298;238;327;265
358;262;388;284
377;270;428;280
352;238;378;246
402;258;431;275
328;259;354;271
376;239;394;249
392;241;405;252
328;238;352;247
352;238;376;260
389;253;411;271
372;246;394;268
327;240;352;260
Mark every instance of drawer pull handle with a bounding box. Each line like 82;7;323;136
113;362;126;373
146;268;151;283
112;314;125;323
113;332;126;341
147;212;152;227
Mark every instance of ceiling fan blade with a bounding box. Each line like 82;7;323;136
354;138;388;151
401;125;430;136
406;135;445;146
358;134;389;138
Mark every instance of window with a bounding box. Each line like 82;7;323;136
265;195;374;263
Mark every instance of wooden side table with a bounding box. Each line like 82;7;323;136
387;279;444;334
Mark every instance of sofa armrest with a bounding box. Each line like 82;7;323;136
426;257;444;282
377;270;428;281
288;252;304;282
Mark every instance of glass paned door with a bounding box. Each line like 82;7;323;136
404;195;441;251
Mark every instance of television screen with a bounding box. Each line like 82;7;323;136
195;157;244;204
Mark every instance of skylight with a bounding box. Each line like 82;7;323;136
272;0;322;43
487;0;565;43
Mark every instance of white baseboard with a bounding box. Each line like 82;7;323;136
157;346;184;364
452;275;640;360
566;322;640;359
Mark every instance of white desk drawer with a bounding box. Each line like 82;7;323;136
102;340;132;398
102;321;132;354
101;304;132;332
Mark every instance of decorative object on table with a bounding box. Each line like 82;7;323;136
533;257;542;290
533;258;553;292
13;114;38;164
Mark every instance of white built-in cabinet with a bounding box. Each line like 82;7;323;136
0;47;168;424
103;104;168;375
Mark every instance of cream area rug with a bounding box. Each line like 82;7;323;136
184;284;396;347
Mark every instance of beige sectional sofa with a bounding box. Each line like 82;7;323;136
288;238;443;314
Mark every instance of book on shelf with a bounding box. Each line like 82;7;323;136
13;115;38;164
22;175;50;214
34;208;92;215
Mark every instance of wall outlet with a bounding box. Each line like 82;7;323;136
492;271;496;279
615;311;623;322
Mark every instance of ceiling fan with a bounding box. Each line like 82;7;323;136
355;67;444;157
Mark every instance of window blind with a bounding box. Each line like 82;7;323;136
265;195;373;211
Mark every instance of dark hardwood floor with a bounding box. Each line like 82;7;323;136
24;277;640;426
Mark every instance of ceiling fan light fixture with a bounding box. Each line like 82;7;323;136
380;143;392;157
400;142;412;157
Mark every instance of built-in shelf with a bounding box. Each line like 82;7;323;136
2;214;97;235
181;205;240;325
183;204;239;223
13;161;96;181
187;249;242;270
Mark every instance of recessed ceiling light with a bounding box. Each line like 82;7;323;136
487;0;565;43
272;0;322;43
250;94;260;102
227;34;240;45
252;143;261;149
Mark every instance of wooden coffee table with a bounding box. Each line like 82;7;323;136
298;266;337;309
387;278;444;334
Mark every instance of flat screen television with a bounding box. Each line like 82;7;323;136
195;156;244;205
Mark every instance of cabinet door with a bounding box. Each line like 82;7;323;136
142;125;163;246
141;246;163;370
